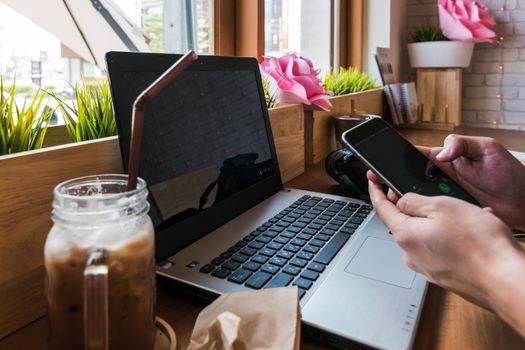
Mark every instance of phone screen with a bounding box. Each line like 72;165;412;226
343;118;479;205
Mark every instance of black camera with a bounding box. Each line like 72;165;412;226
325;148;370;201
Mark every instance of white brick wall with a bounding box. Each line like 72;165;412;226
404;0;525;130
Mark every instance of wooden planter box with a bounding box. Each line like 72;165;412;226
304;87;384;165
268;104;305;183
0;137;122;339
42;124;71;148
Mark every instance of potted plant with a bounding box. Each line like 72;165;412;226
0;78;121;338
407;0;496;68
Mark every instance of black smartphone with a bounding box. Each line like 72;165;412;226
342;117;479;205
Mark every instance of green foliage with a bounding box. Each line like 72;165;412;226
262;79;276;109
51;79;116;142
410;25;448;43
323;67;376;96
0;77;53;155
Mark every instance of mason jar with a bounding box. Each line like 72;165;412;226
44;174;155;350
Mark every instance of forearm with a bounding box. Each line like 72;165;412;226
485;247;525;339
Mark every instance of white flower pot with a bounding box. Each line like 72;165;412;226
407;41;475;68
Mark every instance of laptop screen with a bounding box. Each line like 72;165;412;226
106;52;283;259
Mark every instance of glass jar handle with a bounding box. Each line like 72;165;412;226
84;248;109;350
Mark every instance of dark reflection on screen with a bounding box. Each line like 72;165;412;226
121;70;275;224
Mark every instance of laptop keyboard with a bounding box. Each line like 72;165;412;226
199;195;372;299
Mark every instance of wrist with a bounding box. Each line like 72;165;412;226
483;244;525;337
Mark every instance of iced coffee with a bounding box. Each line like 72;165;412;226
44;175;156;350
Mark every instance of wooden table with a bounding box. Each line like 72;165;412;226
1;127;524;350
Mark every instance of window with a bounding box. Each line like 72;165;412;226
264;0;332;75
124;0;213;54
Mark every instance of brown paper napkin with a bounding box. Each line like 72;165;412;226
187;287;301;350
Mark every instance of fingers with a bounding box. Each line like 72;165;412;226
366;170;381;183
368;179;411;230
396;193;457;218
387;189;400;204
436;134;491;162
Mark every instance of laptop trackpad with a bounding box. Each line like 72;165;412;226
344;236;415;289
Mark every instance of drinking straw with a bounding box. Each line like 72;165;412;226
127;50;198;190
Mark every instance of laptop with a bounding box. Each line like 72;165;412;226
106;52;428;350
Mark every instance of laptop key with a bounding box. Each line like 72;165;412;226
303;245;320;254
220;251;233;259
309;209;322;215
249;241;264;249
320;228;335;236
277;250;294;260
283;265;301;276
263;230;279;238
240;247;257;256
211;268;231;279
284;244;300;253
256;236;272;244
297;233;312;241
293;278;313;290
274;236;290;244
211;257;225;265
339;227;355;234
231;254;249;263
199;264;215;273
228;269;252;284
269;256;287;267
308;223;322;230
297;251;314;261
290;238;307;247
314;232;351;265
222;260;241;271
345;223;359;230
348;217;364;224
244;261;261;272
252;254;269;264
245;271;272;289
286;226;301;233
312;219;327;226
281;231;296;239
292;222;307;229
282;216;296;223
261;264;280;274
315;233;331;242
265;272;294;289
260;248;277;257
234;241;246;248
303;228;318;235
310;239;325;247
307;262;326;273
267;242;283;250
243;234;256;242
268;225;284;233
301;269;319;281
290;258;307;268
330;219;345;226
228;246;241;253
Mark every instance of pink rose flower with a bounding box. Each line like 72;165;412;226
439;0;497;42
260;54;332;111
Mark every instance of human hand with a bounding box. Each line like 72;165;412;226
419;135;525;227
368;178;525;310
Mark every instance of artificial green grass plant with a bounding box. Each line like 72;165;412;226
323;67;376;96
410;25;448;43
51;79;116;142
0;77;53;155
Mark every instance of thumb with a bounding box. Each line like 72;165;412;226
396;193;457;218
436;134;485;162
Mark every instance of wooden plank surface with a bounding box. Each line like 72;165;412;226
0;137;123;339
268;104;305;183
